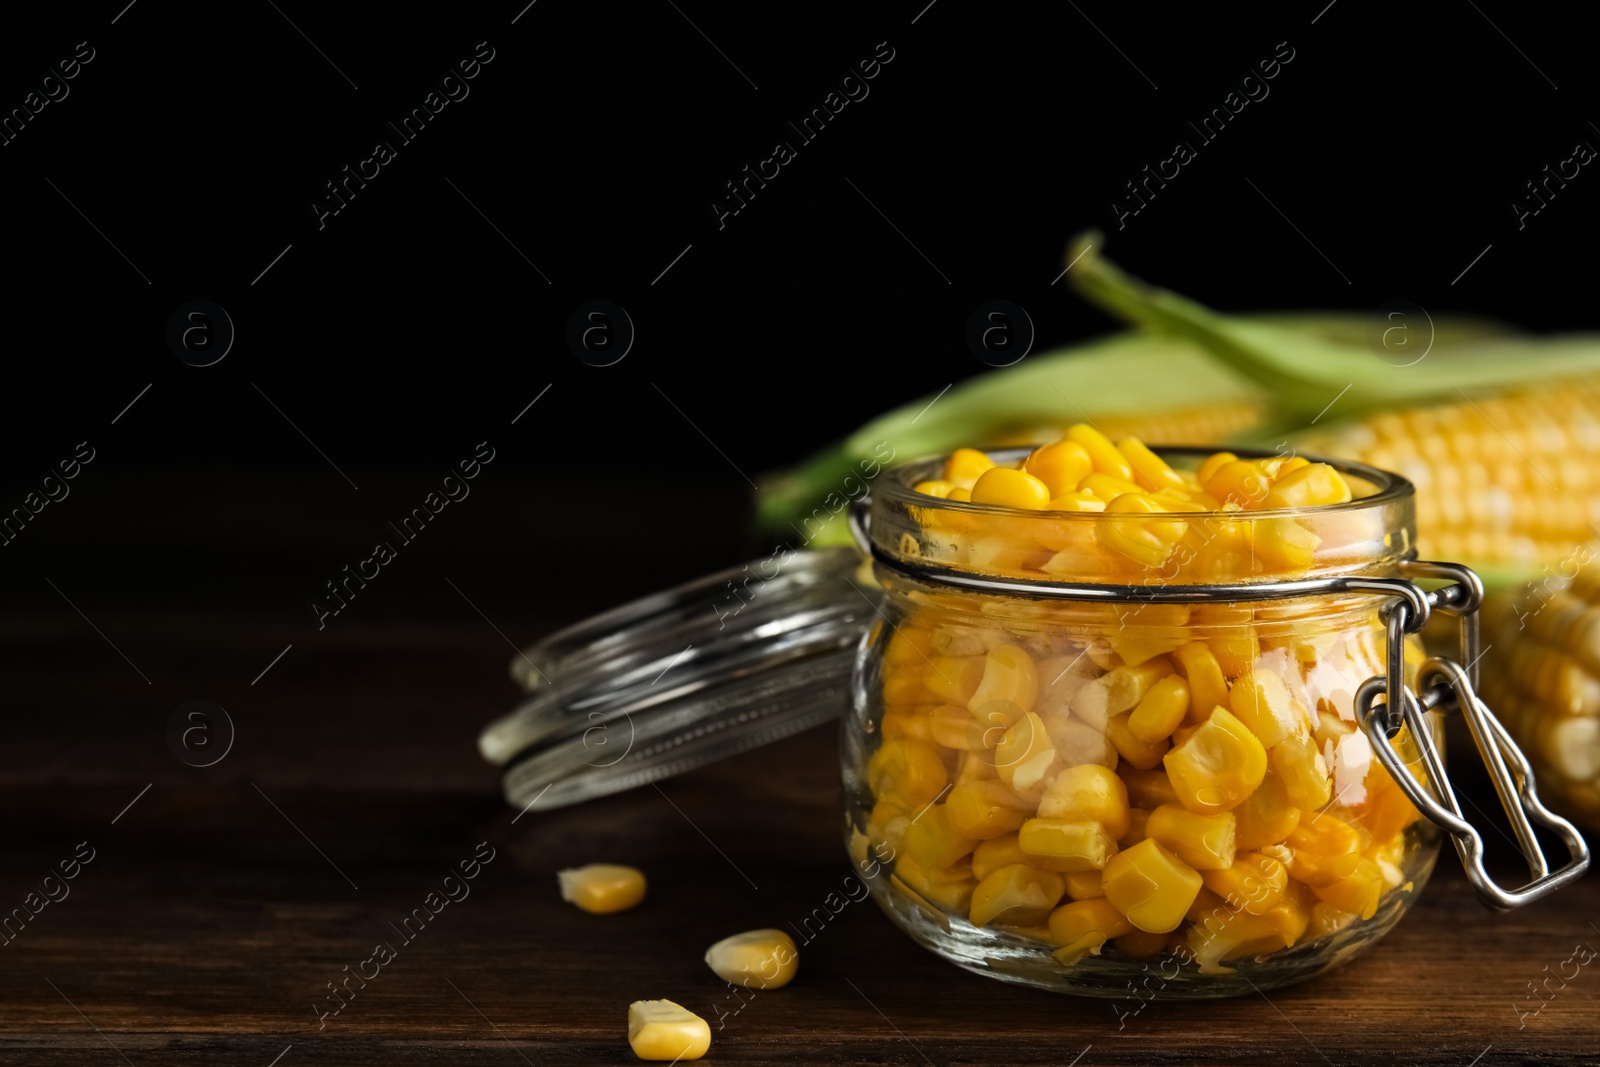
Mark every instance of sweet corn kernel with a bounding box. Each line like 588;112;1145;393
1306;901;1358;939
1121;767;1180;809
928;703;988;751
885;626;935;667
704;929;799;989
1145;804;1237;870
1310;857;1383;919
1108;712;1170;771
1163;707;1268;815
971;466;1053;510
1229;670;1303;748
1073;658;1174;731
1103;839;1204;933
1048;898;1133;962
1129;674;1191;744
1231;772;1302;850
1045;491;1107;513
880;707;935;743
1271;729;1333;810
1201;851;1288;915
1173;643;1229;722
628;1000;711;1061
1265;463;1352;509
892;854;976;913
1209;629;1260;678
1196;450;1238;486
993;711;1056;792
1186;895;1309;974
1018;818;1117;872
1251;517;1321;570
1037;764;1132;838
912;479;957;499
947;487;972;501
946;780;1033;838
866;798;912;853
923;655;986;704
1080;472;1145;501
969;863;1066;927
1273;456;1311;479
1067;423;1135;481
1115;928;1171;958
971;834;1028;880
955;749;998;784
904;804;979;869
1064;870;1106;900
1044;716;1119;769
967;645;1039;715
881;670;925;707
943;447;995;488
867;739;949;809
1025;439;1095;496
1118;437;1187;492
1099;493;1187;568
558;864;647;915
1286;815;1365;887
1204;459;1273;508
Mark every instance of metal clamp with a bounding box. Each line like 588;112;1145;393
1355;561;1589;912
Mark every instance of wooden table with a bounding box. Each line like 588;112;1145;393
2;475;1595;1065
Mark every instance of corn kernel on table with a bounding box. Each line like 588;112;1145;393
1;475;1595;1066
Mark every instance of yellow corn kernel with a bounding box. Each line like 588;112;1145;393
1108;712;1169;771
1229;670;1303;748
880;669;925;707
1163;707;1268;815
892;854;976;913
1018;818;1117;872
1209;628;1260;678
1118;438;1187;492
704;929;799;989
1121;808;1150;848
1079;472;1145;501
1064;870;1106;900
1271;729;1333;810
922;655;986;704
903;804;978;870
1201;851;1288;915
884;626;934;667
1121;767;1180;810
1098;493;1188;568
1129;674;1191;744
1186;896;1309;974
969;863;1066;927
967;645;1039;715
1025;439;1095;496
946;780;1033;839
1251;516;1321;571
1306;900;1358;939
628;1000;711;1061
943;447;995;488
558;864;647;915
955;749;998;784
1048;898;1133;961
971;833;1027;881
1196;450;1237;486
1362;773;1421;841
1265;462;1352;509
1145;804;1237;870
1115;929;1171;959
912;479;957;499
1044;716;1118;769
929;704;989;751
867;738;949;809
1204;459;1273;509
1273;456;1311;479
880;706;935;743
1072;658;1174;731
1038;764;1131;838
1045;491;1107;513
1103;838;1204;933
1311;857;1383;920
1173;642;1229;722
1286;815;1365;886
1231;772;1302;850
866;798;912;853
1068;423;1135;480
994;712;1058;792
971;466;1053;510
947;487;972;501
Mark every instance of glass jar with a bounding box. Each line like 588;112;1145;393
840;447;1584;997
479;445;1587;1000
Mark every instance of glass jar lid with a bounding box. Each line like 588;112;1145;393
482;546;873;812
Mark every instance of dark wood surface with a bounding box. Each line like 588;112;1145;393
2;474;1597;1066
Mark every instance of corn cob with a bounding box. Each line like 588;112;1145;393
1482;564;1600;828
1065;232;1600;589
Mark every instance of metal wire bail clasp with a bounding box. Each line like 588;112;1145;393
1356;561;1590;912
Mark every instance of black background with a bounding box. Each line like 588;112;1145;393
1;0;1595;607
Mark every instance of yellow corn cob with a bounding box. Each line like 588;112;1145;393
1297;381;1600;578
1483;563;1600;827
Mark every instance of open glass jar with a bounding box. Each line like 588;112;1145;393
481;444;1587;1000
841;447;1587;997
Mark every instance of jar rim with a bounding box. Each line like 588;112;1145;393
878;444;1414;522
